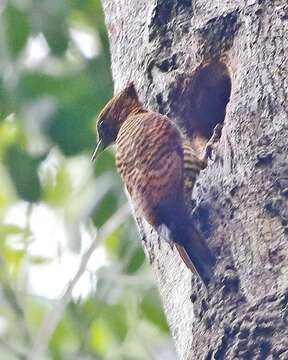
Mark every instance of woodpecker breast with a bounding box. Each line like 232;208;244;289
115;111;184;226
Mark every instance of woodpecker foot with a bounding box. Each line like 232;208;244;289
203;123;223;161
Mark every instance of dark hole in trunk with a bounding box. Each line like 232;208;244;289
169;61;231;149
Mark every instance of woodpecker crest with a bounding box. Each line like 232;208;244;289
92;83;142;159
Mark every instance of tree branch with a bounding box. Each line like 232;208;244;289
27;203;131;360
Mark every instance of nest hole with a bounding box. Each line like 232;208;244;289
170;61;231;150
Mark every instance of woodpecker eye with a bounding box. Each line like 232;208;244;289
97;119;117;145
97;121;108;135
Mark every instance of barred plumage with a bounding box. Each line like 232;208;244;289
116;112;183;224
182;139;207;207
92;83;221;287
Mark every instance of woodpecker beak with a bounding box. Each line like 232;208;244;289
91;140;104;161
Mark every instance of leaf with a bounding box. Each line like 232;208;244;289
0;224;29;242
0;164;16;211
91;190;118;228
140;289;169;333
42;164;72;206
50;317;80;356
3;247;25;268
104;226;123;257
88;303;128;354
4;4;29;57
28;0;69;56
46;106;95;155
17;59;113;114
118;221;139;261
4;144;41;202
72;298;128;344
28;255;53;265
18;73;82;101
0;120;26;158
93;149;116;177
25;300;45;330
67;298;98;328
0;78;12;119
125;246;145;274
89;318;113;354
43;23;68;56
69;0;107;33
104;304;128;342
2;284;24;317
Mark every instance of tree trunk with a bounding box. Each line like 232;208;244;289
102;0;288;358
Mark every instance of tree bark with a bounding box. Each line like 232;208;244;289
102;0;288;358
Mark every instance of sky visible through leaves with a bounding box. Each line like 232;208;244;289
0;0;176;358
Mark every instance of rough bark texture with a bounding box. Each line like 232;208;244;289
102;0;288;359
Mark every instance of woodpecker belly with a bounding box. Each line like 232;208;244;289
116;112;184;226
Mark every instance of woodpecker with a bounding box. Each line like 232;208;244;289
92;83;221;286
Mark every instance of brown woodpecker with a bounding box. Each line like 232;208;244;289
92;83;221;286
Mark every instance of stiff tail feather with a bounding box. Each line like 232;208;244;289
154;203;215;287
172;222;215;288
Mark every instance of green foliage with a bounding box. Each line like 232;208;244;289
4;4;30;57
125;246;146;274
42;163;72;206
5;144;42;202
140;289;170;333
92;191;119;228
47;106;95;155
0;0;174;358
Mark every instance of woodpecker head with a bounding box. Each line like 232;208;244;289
92;82;141;160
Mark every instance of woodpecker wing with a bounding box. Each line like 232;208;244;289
116;112;184;225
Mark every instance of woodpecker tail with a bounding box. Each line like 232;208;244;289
169;214;215;288
155;202;215;287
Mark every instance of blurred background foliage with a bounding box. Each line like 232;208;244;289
0;0;176;359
